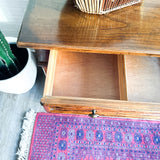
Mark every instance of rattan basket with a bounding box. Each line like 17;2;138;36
74;0;141;14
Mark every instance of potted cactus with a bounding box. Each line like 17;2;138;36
0;31;37;94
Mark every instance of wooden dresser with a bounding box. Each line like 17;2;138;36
18;0;160;120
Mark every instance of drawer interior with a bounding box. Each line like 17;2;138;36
125;55;160;103
50;51;120;100
43;51;160;104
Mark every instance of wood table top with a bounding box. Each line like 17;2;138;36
18;0;160;56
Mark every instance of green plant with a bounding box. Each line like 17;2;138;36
0;31;20;79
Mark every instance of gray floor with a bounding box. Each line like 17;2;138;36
0;0;46;159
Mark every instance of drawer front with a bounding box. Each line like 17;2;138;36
41;96;160;120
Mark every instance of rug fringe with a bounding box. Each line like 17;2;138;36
16;109;37;160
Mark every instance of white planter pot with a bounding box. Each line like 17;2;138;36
0;37;37;94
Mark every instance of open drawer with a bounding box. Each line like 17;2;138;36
41;50;160;120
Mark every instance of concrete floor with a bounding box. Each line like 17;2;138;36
0;0;46;159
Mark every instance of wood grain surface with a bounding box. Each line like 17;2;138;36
18;0;160;56
41;96;160;120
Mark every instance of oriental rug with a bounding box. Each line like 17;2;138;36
17;110;160;160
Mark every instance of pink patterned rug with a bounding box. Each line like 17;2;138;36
28;113;160;160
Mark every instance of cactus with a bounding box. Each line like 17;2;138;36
0;31;20;79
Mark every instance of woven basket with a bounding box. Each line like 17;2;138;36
74;0;141;14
